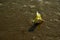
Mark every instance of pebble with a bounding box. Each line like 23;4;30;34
46;26;50;29
54;19;60;22
44;1;51;5
47;37;53;40
29;5;36;8
56;2;60;5
38;0;43;2
56;37;60;40
38;0;43;4
30;0;34;1
32;36;36;40
50;19;53;21
0;3;3;6
23;5;27;7
12;2;17;4
56;12;60;16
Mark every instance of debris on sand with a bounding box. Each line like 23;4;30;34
28;11;44;32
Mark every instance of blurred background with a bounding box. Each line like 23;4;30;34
0;0;60;40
